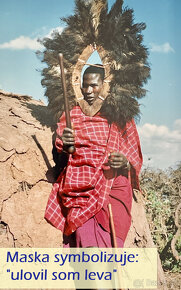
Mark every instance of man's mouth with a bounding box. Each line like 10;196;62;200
85;95;95;105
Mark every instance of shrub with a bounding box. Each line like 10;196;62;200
140;163;181;272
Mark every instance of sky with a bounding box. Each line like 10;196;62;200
0;0;180;170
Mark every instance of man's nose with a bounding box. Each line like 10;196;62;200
86;86;93;94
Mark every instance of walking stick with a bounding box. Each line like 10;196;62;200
108;203;118;248
108;203;125;290
58;53;75;154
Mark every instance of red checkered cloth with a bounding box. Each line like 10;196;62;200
45;106;142;235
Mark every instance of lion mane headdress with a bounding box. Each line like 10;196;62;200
37;0;150;129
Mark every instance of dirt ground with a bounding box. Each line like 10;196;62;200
165;272;181;289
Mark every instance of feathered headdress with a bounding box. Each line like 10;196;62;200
37;0;150;128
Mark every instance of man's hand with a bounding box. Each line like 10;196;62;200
59;127;75;146
108;152;128;169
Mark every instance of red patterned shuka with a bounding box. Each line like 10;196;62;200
45;106;142;236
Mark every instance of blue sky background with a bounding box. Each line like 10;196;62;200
0;0;180;170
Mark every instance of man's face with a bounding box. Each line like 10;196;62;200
81;73;103;105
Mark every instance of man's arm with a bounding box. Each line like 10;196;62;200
52;127;75;179
108;151;130;177
60;127;75;147
108;152;128;169
52;142;69;179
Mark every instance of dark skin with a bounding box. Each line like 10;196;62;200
60;73;128;169
81;73;103;105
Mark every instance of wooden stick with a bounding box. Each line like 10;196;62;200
108;203;124;290
58;53;71;128
108;203;118;248
58;53;75;154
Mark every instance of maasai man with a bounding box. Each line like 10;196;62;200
45;65;142;248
